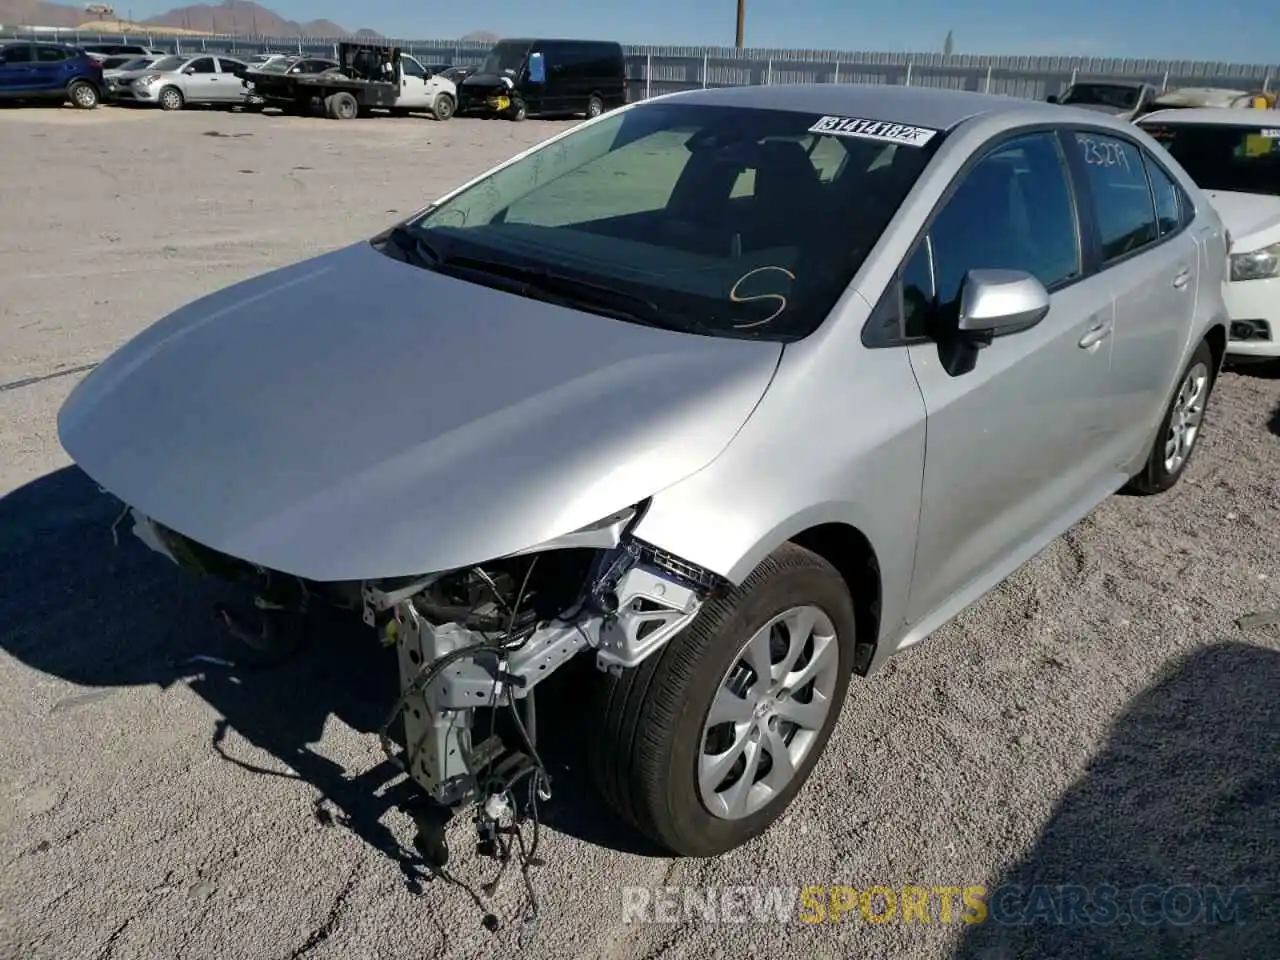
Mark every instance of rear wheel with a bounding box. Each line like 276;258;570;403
68;80;99;109
158;86;184;111
1124;338;1216;495
509;97;527;121
587;543;856;857
325;91;359;120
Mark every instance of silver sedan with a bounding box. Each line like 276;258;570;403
109;53;249;110
58;83;1230;863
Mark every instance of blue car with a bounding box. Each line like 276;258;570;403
0;41;105;109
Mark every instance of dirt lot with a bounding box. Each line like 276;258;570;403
1;104;1278;960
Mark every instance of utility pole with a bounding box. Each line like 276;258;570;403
735;0;745;48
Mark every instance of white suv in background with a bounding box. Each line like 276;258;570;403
1139;108;1280;367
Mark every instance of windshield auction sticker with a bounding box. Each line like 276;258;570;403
809;115;939;147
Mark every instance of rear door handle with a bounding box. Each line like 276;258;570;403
1079;321;1112;349
1173;267;1192;290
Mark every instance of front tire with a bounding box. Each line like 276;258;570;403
586;94;604;118
158;86;184;111
1124;337;1216;495
509;97;527;121
432;93;455;121
587;543;856;857
68;80;99;109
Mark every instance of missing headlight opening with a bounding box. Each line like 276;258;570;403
155;502;727;923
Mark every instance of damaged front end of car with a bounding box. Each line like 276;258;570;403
128;497;729;874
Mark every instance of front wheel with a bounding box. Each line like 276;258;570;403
158;86;184;111
586;94;604;118
587;542;856;857
432;93;454;121
1124;337;1216;495
68;80;100;109
509;97;527;121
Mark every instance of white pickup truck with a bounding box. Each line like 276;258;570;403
247;42;456;120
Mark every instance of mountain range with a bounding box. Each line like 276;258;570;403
0;0;496;38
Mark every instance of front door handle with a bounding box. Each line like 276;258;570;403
1079;322;1112;349
1173;267;1192;290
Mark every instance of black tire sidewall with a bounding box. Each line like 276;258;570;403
587;95;603;117
434;94;454;120
160;86;183;110
645;556;856;856
335;93;357;119
1139;338;1216;492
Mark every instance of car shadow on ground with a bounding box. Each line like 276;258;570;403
953;640;1279;960
0;467;662;892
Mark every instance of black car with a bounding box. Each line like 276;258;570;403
458;38;625;120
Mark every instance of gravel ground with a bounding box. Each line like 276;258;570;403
1;104;1278;960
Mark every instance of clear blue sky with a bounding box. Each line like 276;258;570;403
119;0;1278;65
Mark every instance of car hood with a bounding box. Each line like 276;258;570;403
1204;190;1280;251
58;240;782;582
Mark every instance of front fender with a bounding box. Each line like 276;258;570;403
629;334;928;651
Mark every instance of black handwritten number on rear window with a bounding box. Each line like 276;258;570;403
730;265;796;329
1079;135;1131;170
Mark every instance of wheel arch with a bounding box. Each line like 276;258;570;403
787;523;882;676
635;501;888;678
1203;319;1227;378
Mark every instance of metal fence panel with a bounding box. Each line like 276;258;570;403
3;28;1275;99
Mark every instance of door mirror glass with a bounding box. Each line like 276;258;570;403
957;269;1050;335
527;51;545;83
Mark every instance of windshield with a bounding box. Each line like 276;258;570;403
149;56;187;72
400;102;941;341
256;58;296;73
1141;121;1280;196
115;57;153;70
479;40;529;76
1061;83;1141;109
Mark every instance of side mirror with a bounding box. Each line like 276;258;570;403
957;269;1050;335
939;269;1050;377
527;51;545;83
1046;94;1059;104
183;67;195;75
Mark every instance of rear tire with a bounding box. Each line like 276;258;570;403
509;97;527;121
68;80;99;109
325;91;359;120
1124;338;1216;495
158;86;184;111
586;542;857;857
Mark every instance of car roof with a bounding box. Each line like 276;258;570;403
655;83;1083;133
1139;107;1280;126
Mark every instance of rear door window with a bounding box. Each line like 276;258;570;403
36;46;70;62
1069;132;1159;262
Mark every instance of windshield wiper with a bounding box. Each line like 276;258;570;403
379;223;444;270
437;252;692;332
